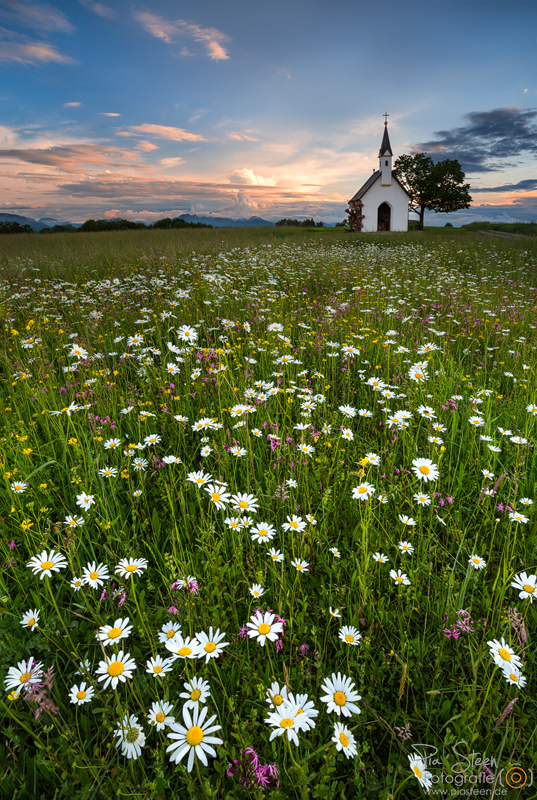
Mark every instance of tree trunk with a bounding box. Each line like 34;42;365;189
419;206;425;230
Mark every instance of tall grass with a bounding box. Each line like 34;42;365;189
0;232;535;799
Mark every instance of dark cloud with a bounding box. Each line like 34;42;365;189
471;178;537;193
410;107;537;173
0;144;144;173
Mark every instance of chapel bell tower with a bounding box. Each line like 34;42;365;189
379;113;393;186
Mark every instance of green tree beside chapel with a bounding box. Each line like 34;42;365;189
392;153;472;230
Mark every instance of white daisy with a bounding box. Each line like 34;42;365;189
146;655;174;677
69;682;95;705
179;677;211;711
166;705;223;771
165;634;201;660
158;621;182;643
332;722;358;758
20;608;40;630
95;650;137;690
510;572;536;602
96;617;133;646
195;627;229;663
27;549;67;579
148;700;175;730
246;610;283;646
320;673;361;717
82;561;110;589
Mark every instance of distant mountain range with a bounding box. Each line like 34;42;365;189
1;211;340;230
0;212;275;229
177;214;274;227
0;213;81;230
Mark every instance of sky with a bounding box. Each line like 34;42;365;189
1;0;537;225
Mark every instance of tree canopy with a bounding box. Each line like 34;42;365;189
392;153;472;229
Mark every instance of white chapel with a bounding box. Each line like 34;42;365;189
349;116;410;232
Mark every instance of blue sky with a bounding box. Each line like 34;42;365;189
1;0;536;224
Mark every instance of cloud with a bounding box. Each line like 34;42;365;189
228;168;277;186
471;178;537;193
134;11;230;60
79;0;114;19
0;37;76;65
227;133;259;142
64;101;80;107
0;1;74;33
123;124;204;142
0;144;143;173
99;112;120;116
135;140;159;152
159;157;185;168
410;107;537;173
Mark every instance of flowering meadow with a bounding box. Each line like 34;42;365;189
0;233;536;799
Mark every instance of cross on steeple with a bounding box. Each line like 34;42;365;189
383;112;389;125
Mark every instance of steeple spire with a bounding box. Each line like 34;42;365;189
379;114;393;157
379;114;393;186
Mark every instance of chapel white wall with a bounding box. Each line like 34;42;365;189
360;180;409;232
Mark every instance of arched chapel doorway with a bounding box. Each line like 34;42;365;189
377;203;391;231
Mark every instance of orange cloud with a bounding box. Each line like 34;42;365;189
64;102;81;107
125;124;204;142
134;12;230;60
227;133;259;142
0;41;76;65
135;140;159;152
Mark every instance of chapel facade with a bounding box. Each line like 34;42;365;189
349;118;410;232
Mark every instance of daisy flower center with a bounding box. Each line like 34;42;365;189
186;726;204;746
510;673;518;682
126;727;140;744
414;766;422;778
19;672;31;684
472;558;480;564
41;560;54;570
156;712;165;723
334;691;346;706
27;618;35;627
345;635;354;643
153;666;162;673
339;732;349;746
419;466;430;475
523;584;534;593
239;500;248;508
259;530;267;537
296;564;303;570
77;690;87;700
258;623;271;635
498;648;511;661
358;487;367;493
280;718;294;728
273;694;283;705
396;576;403;583
290;521;298;529
108;661;125;677
90;571;99;580
191;689;201;701
167;630;176;638
125;564;137;572
204;642;216;653
212;493;220;502
108;627;122;639
178;646;192;656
